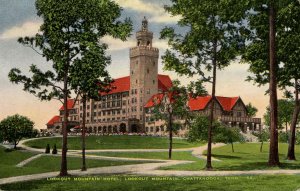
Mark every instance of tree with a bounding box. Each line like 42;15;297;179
241;0;296;166
253;129;270;152
69;42;113;171
188;115;244;153
0;114;35;149
214;127;245;153
263;99;294;131
276;1;300;160
8;0;132;176
246;103;258;117
160;0;245;170
151;80;189;159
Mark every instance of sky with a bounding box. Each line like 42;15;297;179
0;0;282;129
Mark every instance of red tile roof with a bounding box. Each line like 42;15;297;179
101;74;172;95
144;93;164;108
188;96;212;111
59;99;75;111
46;115;60;125
146;94;241;112
158;75;172;91
104;76;130;95
216;96;239;111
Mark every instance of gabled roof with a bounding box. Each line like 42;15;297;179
101;74;172;95
46;115;60;125
188;96;212;111
59;99;75;111
216;96;239;111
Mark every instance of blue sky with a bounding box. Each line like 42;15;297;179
0;0;277;128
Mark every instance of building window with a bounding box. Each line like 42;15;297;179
93;112;96;116
80;106;82;110
136;79;138;84
153;61;155;66
98;112;101;116
147;69;149;74
87;112;90;117
153;80;155;84
237;112;242;117
135;89;137;94
87;105;90;109
103;111;106;116
123;101;126;106
94;105;97;109
147;89;150;94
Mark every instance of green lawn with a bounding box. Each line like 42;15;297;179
0;146;154;179
1;175;300;191
90;151;200;161
162;143;300;171
25;136;202;150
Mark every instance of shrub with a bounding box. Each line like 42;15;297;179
45;144;50;154
52;144;57;154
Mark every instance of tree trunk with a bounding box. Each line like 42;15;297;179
168;113;173;159
231;143;234;153
60;68;69;176
260;141;263;153
14;141;17;149
268;1;280;166
81;94;87;171
287;79;299;160
206;40;217;170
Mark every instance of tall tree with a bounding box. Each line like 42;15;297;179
8;0;131;176
160;0;245;169
276;1;300;160
69;42;112;171
242;0;298;165
150;80;189;159
0;114;35;149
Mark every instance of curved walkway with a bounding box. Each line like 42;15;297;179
4;138;300;186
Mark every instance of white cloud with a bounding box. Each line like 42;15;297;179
114;0;181;23
115;0;162;14
153;40;169;50
0;21;42;40
149;14;181;23
101;36;135;51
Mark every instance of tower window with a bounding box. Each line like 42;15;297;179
147;69;149;74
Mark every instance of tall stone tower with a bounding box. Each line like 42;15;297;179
129;17;159;132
